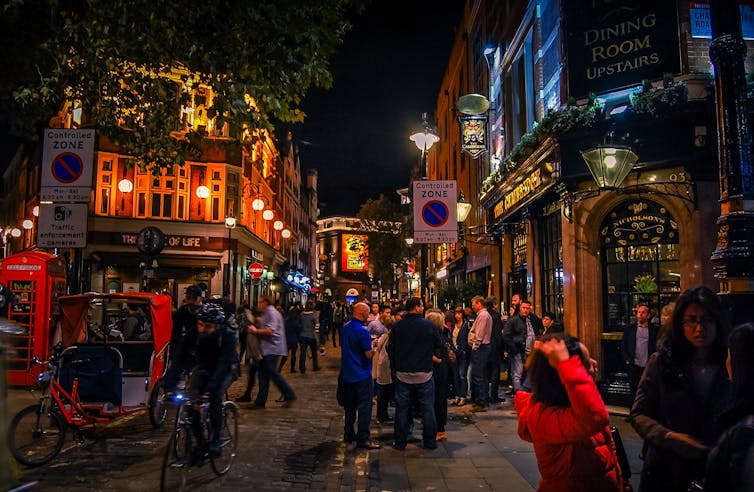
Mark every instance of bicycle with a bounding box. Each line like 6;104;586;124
160;391;239;491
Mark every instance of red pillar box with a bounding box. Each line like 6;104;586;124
0;252;67;386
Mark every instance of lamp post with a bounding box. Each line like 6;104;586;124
224;216;236;301
409;113;439;304
709;1;754;325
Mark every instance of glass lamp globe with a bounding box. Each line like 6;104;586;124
252;197;265;211
196;185;210;199
118;178;134;193
262;209;274;221
281;229;292;239
273;220;284;231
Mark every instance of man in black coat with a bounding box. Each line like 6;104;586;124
621;303;659;399
387;297;443;450
502;299;543;395
485;297;505;403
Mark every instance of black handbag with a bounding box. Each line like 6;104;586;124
611;425;632;480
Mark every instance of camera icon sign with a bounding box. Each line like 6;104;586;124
53;206;73;221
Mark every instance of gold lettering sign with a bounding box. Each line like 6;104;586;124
492;165;554;219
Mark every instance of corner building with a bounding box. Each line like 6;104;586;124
430;0;753;404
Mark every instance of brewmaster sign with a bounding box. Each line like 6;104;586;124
565;0;681;100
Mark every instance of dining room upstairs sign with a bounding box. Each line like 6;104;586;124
564;0;681;100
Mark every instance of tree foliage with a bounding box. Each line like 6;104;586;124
0;0;365;173
436;278;487;311
357;194;407;290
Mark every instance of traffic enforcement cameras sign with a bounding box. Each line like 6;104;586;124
40;128;95;202
412;180;458;244
37;203;88;248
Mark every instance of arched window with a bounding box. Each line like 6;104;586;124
601;200;681;332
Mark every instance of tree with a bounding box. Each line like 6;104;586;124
0;0;364;173
356;194;407;293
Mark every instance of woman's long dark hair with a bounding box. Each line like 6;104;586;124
527;333;589;407
661;286;729;366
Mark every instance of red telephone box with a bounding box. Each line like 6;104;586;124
0;251;67;386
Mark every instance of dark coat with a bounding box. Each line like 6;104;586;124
630;350;730;492
503;313;543;355
704;414;754;492
387;313;443;374
621;322;660;366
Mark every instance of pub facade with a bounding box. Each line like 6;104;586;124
432;0;754;403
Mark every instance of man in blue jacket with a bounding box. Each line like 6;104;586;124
387;297;443;450
340;302;379;450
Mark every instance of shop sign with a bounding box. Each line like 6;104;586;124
459;115;487;159
117;233;207;250
564;0;681;100
601;200;677;246
493;164;553;219
689;1;754;39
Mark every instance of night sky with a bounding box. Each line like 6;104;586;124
292;1;465;217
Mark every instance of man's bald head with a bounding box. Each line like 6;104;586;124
353;302;370;322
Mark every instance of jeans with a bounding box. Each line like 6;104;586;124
331;322;342;347
486;358;501;401
394;378;436;449
343;377;374;443
188;368;233;447
298;337;319;373
278;344;298;372
471;344;491;406
510;352;524;393
454;352;470;399
318;319;331;347
255;355;295;406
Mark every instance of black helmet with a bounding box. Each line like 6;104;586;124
196;303;225;324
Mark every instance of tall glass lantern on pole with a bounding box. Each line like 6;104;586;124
409;112;439;302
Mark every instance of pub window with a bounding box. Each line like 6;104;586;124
602;200;680;332
503;27;536;156
539;213;563;319
137;193;147;216
99;188;110;215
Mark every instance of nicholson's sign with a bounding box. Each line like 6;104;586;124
565;0;681;100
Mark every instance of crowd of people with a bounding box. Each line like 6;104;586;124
163;284;753;491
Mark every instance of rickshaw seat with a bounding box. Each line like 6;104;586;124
58;345;123;406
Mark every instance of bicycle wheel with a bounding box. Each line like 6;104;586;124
149;378;168;428
160;426;191;492
209;402;238;476
8;404;67;467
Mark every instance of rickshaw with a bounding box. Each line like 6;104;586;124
8;292;173;466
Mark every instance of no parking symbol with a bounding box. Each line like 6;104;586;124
51;152;84;183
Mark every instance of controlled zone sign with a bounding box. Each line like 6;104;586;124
37;203;88;248
40;128;95;202
412;180;458;244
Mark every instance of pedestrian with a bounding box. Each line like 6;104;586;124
387;297;442;450
298;300;320;373
468;295;492;412
450;306;471;406
703;322;754;492
340;302;380;450
247;296;296;409
316;296;333;355
515;334;625;491
368;304;391;338
331;300;347;347
630;286;730;492
485;296;505;404
236;305;262;402
372;313;394;424
426;310;451;442
279;303;301;373
503;298;541;396
621;303;660;401
367;302;380;324
540;311;563;335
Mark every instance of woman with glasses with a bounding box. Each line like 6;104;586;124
630;286;731;492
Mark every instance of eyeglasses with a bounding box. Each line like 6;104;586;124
683;316;715;328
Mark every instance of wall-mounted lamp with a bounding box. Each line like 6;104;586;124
118;177;133;213
273;220;284;231
22;219;33;230
196;183;210;215
262;209;274;221
281;228;291;239
580;142;638;189
32;206;39;217
10;228;21;238
456;191;472;223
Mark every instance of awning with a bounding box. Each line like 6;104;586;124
91;251;221;270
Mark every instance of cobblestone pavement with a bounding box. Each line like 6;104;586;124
5;344;644;491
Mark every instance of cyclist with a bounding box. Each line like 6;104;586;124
164;285;203;393
188;302;238;461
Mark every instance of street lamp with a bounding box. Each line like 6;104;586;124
409;112;439;304
224;216;236;301
580;142;638;189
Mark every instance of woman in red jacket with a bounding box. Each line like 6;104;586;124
515;334;625;492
